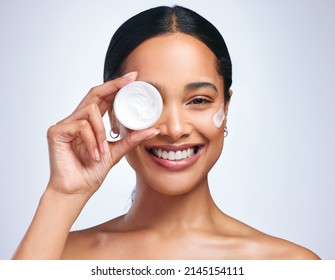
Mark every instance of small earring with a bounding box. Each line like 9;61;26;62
224;126;228;138
110;129;119;139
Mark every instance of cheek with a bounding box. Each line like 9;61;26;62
191;109;225;139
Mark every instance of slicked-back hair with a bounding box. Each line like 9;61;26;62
104;5;232;103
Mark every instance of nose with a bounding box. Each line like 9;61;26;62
156;104;192;141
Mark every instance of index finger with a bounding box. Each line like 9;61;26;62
75;71;137;115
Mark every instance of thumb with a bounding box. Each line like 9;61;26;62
109;128;160;165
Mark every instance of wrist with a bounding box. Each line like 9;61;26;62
45;180;92;204
41;187;89;224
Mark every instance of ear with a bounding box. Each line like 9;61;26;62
224;89;233;117
108;107;120;135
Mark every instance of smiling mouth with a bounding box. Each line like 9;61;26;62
147;146;203;161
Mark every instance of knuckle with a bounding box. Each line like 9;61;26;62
96;126;106;138
127;132;141;144
85;137;96;148
87;103;98;113
47;125;57;139
88;86;98;95
123;137;132;148
124;133;137;147
78;119;89;129
126;133;134;145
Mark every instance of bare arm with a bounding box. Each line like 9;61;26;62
12;188;88;259
12;72;159;259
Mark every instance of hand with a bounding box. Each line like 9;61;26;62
46;72;159;199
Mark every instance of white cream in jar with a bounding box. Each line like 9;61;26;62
113;81;163;130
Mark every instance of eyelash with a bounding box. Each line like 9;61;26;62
188;97;213;106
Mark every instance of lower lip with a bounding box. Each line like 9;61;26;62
147;148;203;171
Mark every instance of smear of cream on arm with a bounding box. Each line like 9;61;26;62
213;103;225;128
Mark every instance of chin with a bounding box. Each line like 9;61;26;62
134;164;210;197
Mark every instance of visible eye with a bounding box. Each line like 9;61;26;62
188;97;213;105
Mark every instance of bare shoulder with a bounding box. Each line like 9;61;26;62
236;225;320;259
216;214;320;260
255;234;321;260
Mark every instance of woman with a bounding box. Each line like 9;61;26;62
13;6;319;259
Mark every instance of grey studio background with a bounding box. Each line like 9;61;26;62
1;0;334;259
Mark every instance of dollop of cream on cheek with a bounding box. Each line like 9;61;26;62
212;103;225;128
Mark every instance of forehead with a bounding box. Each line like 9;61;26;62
123;33;220;82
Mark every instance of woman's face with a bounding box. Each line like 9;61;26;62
116;33;228;195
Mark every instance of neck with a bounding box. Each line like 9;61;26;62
123;175;220;233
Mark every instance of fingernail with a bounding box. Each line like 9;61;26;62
103;140;110;154
122;71;137;78
94;148;100;161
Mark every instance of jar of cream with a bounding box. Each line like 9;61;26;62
113;81;163;130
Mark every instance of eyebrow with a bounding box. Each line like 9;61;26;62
147;81;218;94
184;82;218;93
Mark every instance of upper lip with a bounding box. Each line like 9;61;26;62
145;143;204;152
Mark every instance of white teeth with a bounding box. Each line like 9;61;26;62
162;150;168;159
151;147;197;161
182;150;187;158
168;151;176;160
